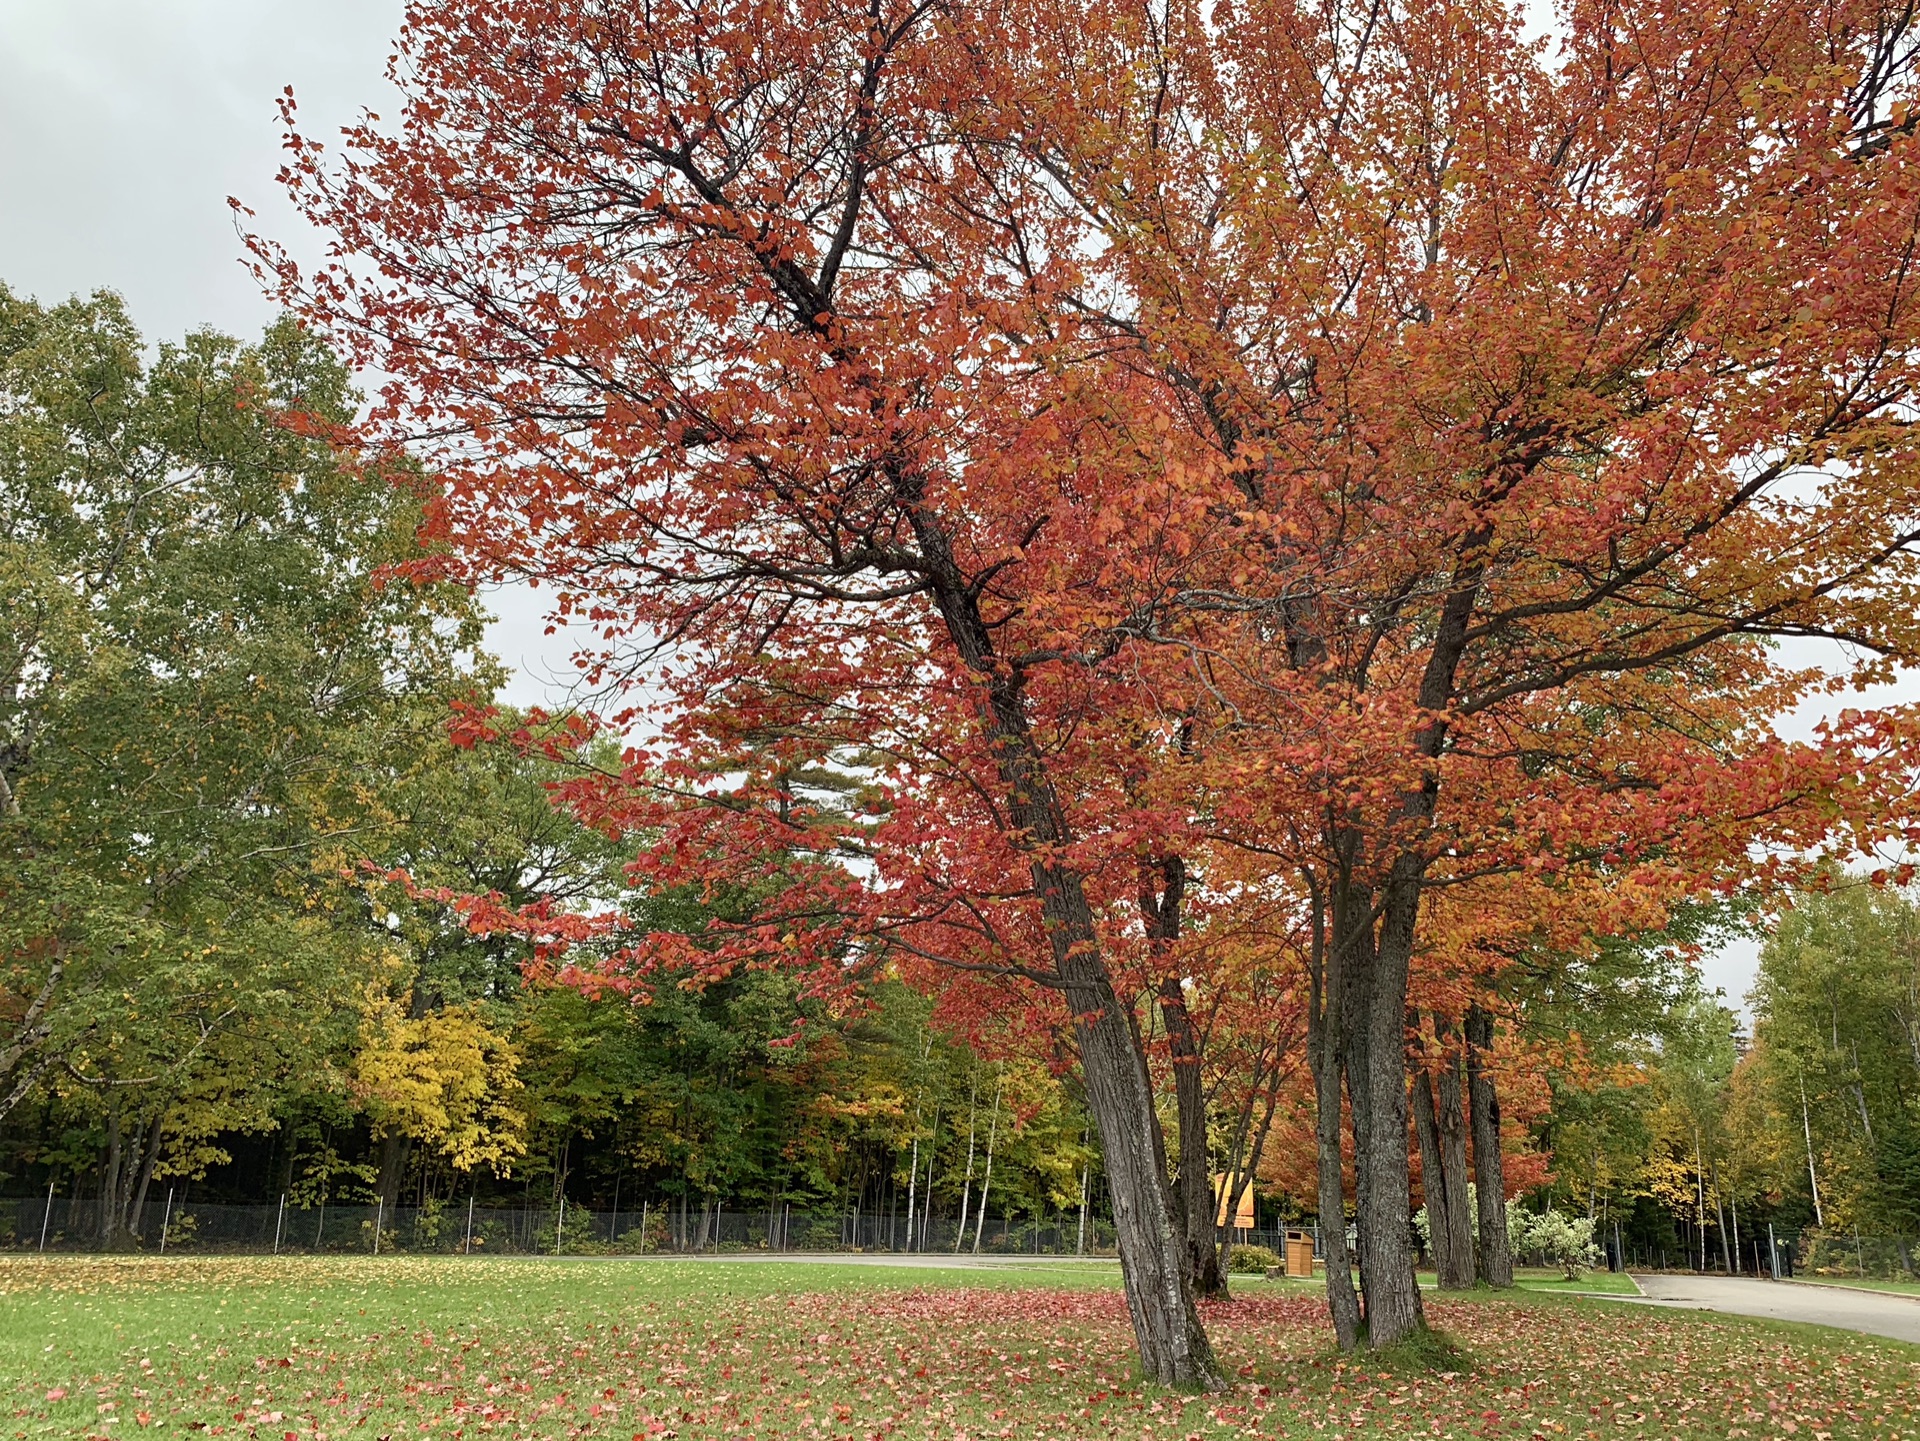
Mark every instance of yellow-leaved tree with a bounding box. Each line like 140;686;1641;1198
352;997;526;1178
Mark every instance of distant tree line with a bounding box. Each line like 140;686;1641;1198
1533;884;1920;1271
0;289;1105;1245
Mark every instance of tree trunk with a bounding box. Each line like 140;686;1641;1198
1327;869;1427;1345
1338;885;1376;1315
1077;1161;1090;1255
0;948;64;1127
375;1131;411;1218
1143;855;1228;1300
1727;1188;1742;1275
1410;1012;1474;1289
1064;899;1220;1386
100;1108;124;1247
1311;538;1487;1343
1432;1018;1474;1284
1158;975;1228;1300
955;1081;977;1252
918;1109;938;1251
905;1134;920;1252
915;550;1220;1390
1349;858;1427;1344
972;1079;998;1254
1714;1189;1732;1274
1306;885;1363;1350
1215;1060;1281;1285
127;1112;162;1243
1464;1002;1513;1287
99;1107;162;1249
1410;1038;1472;1288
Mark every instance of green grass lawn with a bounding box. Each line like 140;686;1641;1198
5;1254;1918;1439
1245;1266;1646;1297
1512;1266;1643;1295
1793;1274;1920;1298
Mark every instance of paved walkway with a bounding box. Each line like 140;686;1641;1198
1628;1273;1920;1345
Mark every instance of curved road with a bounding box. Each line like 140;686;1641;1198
1628;1274;1920;1345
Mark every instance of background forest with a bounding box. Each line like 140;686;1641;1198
5;289;1920;1274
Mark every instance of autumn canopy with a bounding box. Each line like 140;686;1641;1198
257;0;1920;1383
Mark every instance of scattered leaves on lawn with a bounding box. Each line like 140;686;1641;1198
3;1257;1915;1438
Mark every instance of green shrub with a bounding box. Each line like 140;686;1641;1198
1228;1243;1283;1274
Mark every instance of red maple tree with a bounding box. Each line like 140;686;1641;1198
259;0;1920;1366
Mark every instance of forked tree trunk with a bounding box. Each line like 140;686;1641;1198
1315;532;1485;1346
98;1107;162;1249
1326;870;1427;1346
1214;1059;1281;1284
1464;1002;1513;1287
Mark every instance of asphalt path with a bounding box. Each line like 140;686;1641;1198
1627;1273;1920;1345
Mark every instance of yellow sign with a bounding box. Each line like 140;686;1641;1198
1212;1173;1255;1229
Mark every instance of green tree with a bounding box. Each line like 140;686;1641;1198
1751;880;1920;1240
0;286;486;1239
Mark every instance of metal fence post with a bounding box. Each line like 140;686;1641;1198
37;1179;54;1252
159;1187;174;1254
373;1198;383;1255
273;1194;285;1255
465;1194;475;1255
556;1195;566;1255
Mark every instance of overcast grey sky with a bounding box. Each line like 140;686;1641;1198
0;0;577;701
4;0;1911;1010
1;0;399;341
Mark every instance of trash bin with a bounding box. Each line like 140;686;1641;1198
1285;1229;1315;1277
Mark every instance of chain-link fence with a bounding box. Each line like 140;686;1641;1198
1794;1231;1920;1281
1611;1228;1920;1280
0;1195;1328;1259
0;1195;1144;1257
